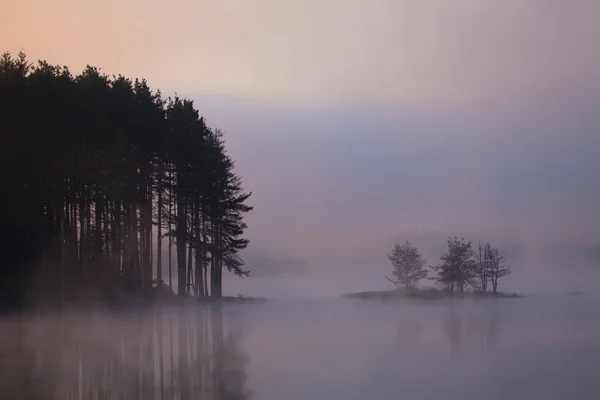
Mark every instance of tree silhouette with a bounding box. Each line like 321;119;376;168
0;51;252;309
429;237;476;292
474;241;509;293
475;241;492;292
487;246;510;293
386;241;428;290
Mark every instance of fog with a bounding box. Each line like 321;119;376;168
4;0;600;295
2;0;600;397
183;96;600;297
3;297;600;399
153;86;600;297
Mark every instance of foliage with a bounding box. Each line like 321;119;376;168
429;237;476;292
386;241;428;290
0;51;252;309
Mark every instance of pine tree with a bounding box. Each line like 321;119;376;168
386;241;428;290
430;237;476;292
0;51;253;309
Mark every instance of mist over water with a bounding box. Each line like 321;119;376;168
1;0;599;398
2;295;599;400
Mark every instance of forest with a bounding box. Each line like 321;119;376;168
0;52;252;311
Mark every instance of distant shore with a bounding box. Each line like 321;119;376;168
342;289;522;301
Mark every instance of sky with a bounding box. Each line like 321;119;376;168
2;0;600;294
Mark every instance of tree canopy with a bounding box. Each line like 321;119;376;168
429;237;511;293
429;237;476;292
386;241;428;290
0;51;252;310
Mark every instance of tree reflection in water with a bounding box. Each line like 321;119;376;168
394;307;501;356
0;305;249;400
395;318;424;348
443;308;500;356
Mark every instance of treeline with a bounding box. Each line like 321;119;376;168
0;52;252;309
387;237;511;293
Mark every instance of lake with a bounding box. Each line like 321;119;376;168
1;295;599;399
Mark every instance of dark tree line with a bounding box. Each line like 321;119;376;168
0;52;252;310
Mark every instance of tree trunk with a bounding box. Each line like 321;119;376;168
157;180;163;281
187;241;193;296
176;188;187;296
94;192;103;262
102;198;110;262
212;226;223;299
131;203;140;287
59;195;66;304
168;190;173;290
78;189;86;277
194;202;204;297
201;211;209;297
194;253;203;297
145;174;153;290
210;224;217;298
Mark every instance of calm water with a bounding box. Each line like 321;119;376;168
1;295;599;400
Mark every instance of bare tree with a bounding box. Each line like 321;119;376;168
386;241;428;291
487;246;511;293
475;241;492;292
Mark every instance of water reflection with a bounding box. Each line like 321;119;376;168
443;308;500;355
4;299;600;400
395;318;423;348
0;306;249;400
394;305;501;356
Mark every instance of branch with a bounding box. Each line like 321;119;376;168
386;276;399;286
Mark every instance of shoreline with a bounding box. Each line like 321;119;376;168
342;289;523;301
0;295;267;316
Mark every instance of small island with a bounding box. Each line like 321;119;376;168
344;238;522;301
342;289;522;300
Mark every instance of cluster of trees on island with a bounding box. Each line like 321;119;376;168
0;52;252;310
386;237;512;293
